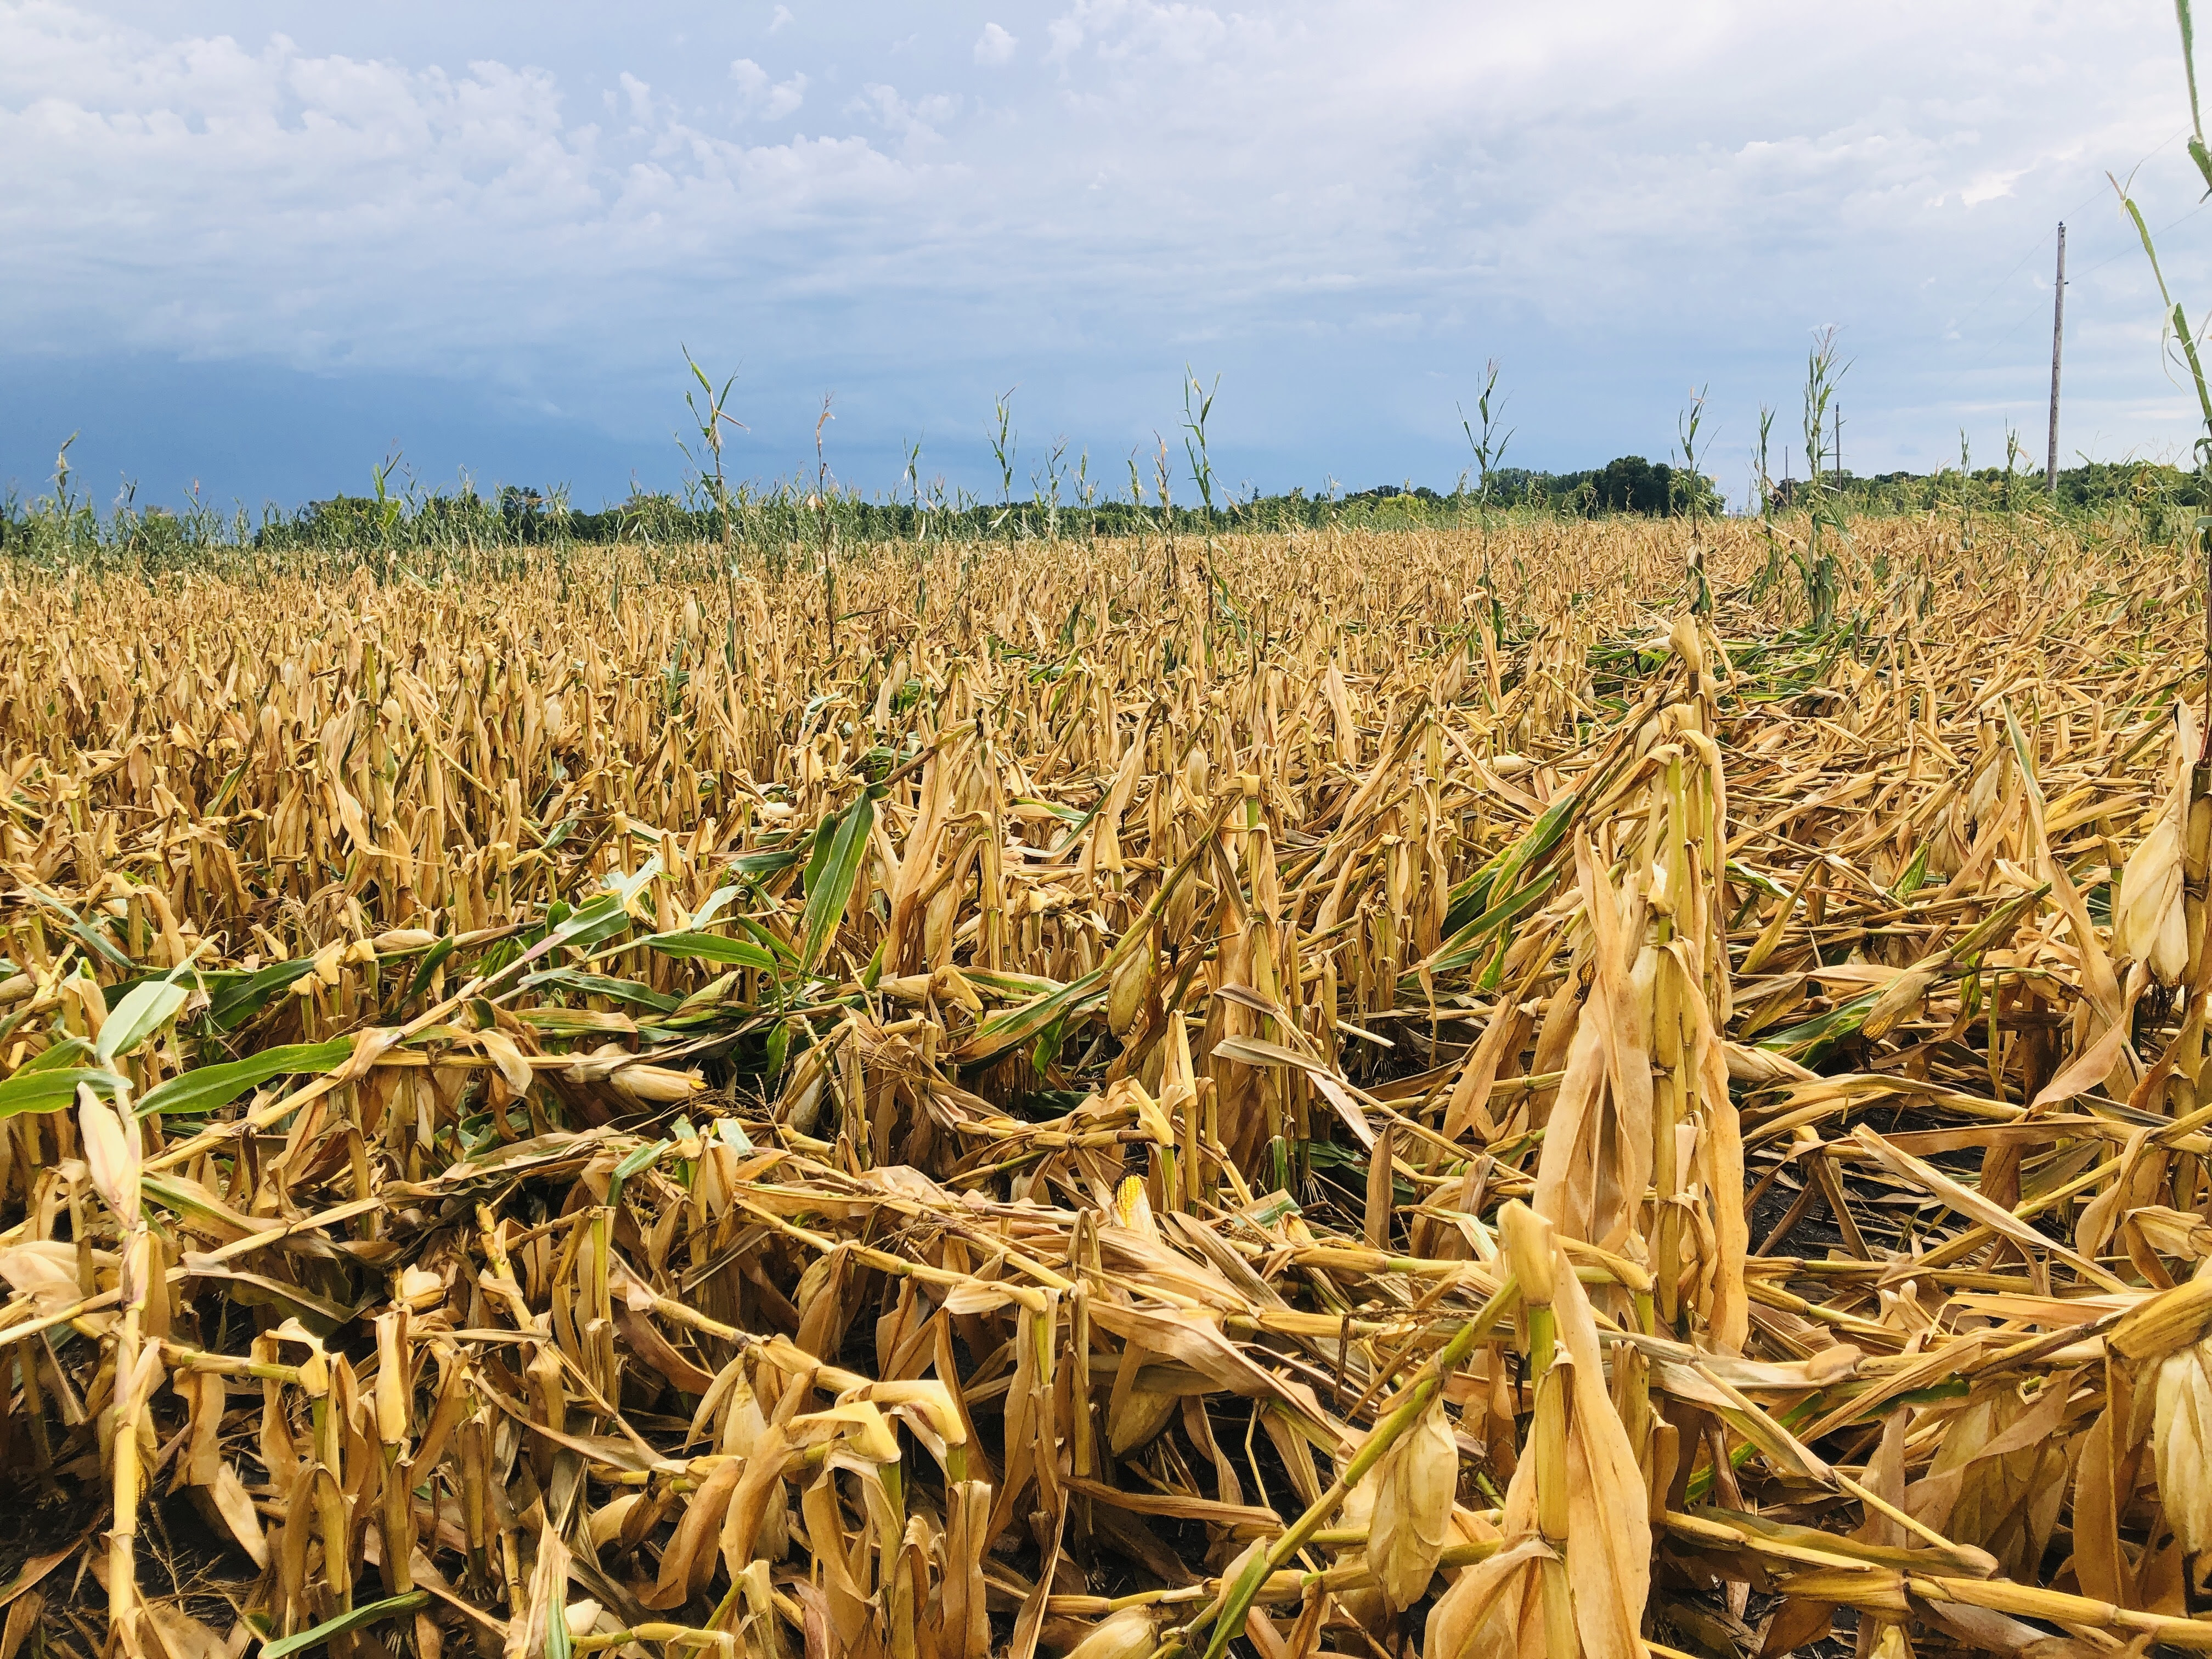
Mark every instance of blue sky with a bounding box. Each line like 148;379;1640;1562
2;1;2207;513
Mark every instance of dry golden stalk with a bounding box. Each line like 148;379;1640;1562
8;520;2212;1657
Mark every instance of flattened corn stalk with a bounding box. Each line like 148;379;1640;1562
0;520;2210;1657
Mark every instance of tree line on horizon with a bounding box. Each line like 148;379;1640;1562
3;451;2204;566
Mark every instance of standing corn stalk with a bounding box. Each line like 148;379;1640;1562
1528;619;1743;1352
1423;1204;1649;1659
681;347;746;558
1795;331;1847;632
1678;387;1710;616
1460;360;1515;634
2118;0;2212;748
80;1081;153;1652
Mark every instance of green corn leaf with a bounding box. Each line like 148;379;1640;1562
20;889;133;970
800;812;840;895
690;883;743;928
1757;989;1883;1059
208;957;318;1030
518;968;679;1013
956;967;1108;1064
607;1137;673;1211
1443;788;1583;936
730;843;806;881
95;978;189;1065
258;1591;430;1659
13;1037;93;1074
137;1038;356;1119
0;1066;129;1116
798;787;879;975
404;935;456;1006
732;913;801;966
549;890;638;953
1412;871;1556;983
639;931;779;972
1887;844;1929;904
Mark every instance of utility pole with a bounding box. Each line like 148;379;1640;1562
2047;221;2067;495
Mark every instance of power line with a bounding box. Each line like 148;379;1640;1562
1945;127;2187;342
2072;198;2211;284
1950;225;2064;338
1963;198;2212;374
1955;181;2106;334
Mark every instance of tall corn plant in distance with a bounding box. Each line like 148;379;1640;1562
368;452;405;551
1183;369;1222;666
1956;431;1976;554
1128;434;1181;656
681;347;745;556
1035;436;1068;540
989;388;1019;537
2117;0;2212;715
1751;405;1782;599
814;393;836;656
1459;359;1513;627
1793;330;1847;633
1678;386;1710;614
1181;368;1220;525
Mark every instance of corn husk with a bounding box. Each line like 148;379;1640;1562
2115;814;2188;983
1367;1394;1458;1609
2153;1339;2212;1554
1061;1607;1157;1659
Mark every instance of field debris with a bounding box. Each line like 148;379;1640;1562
3;521;2212;1656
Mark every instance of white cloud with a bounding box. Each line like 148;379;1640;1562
0;0;2203;489
1044;18;1084;63
1961;166;2029;207
729;57;806;120
852;83;961;146
0;7;917;382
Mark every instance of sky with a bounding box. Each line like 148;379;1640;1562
3;0;2210;514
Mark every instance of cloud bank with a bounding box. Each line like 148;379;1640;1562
0;0;2200;507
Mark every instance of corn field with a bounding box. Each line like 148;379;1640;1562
4;516;2212;1659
